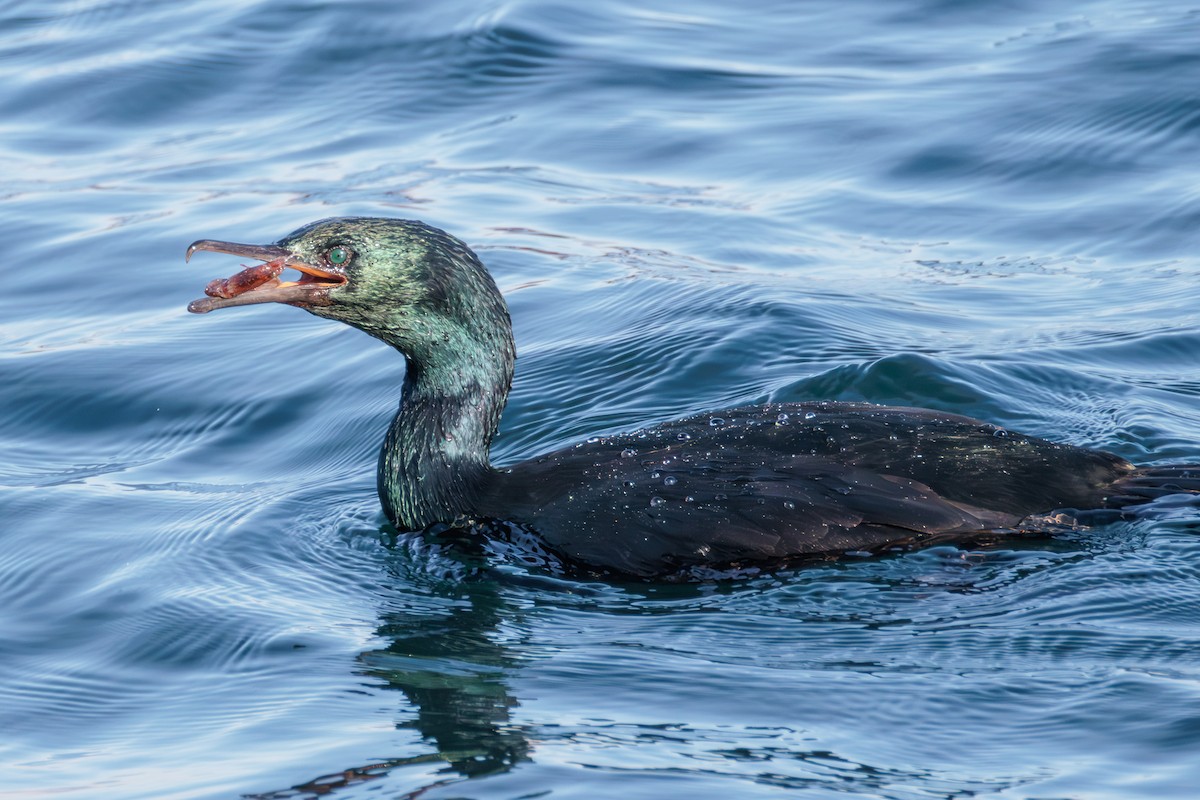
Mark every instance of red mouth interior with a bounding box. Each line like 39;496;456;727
205;257;287;299
203;257;345;300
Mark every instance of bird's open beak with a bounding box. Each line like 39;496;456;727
186;239;346;314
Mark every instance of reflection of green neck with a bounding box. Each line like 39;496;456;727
376;304;515;531
362;580;530;779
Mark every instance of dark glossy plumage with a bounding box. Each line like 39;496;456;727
187;218;1199;578
478;402;1141;576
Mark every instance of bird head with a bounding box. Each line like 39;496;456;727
186;217;513;364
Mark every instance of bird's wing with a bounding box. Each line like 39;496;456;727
487;448;1015;577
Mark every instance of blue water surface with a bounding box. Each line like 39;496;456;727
3;1;1200;797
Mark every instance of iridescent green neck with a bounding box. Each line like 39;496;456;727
378;342;513;530
372;267;515;531
294;219;517;529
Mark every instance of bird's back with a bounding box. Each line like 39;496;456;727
477;402;1135;576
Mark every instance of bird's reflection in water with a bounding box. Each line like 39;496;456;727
247;530;533;799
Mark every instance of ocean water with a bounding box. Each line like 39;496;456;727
3;0;1200;797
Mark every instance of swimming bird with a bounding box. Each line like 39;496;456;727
186;217;1199;577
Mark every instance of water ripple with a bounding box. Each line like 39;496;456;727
3;0;1200;797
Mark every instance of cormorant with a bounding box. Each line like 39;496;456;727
187;217;1199;577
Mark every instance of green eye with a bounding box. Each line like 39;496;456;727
326;246;351;266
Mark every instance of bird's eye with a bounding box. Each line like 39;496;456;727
326;246;352;266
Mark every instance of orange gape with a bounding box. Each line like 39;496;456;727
204;256;285;299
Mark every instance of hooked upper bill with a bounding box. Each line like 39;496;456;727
186;239;346;314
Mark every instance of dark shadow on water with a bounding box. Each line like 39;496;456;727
366;581;531;779
239;505;1186;799
245;529;532;799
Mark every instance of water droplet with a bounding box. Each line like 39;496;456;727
664;475;678;486
684;495;695;503
714;493;728;501
622;480;636;488
677;432;692;441
993;429;1008;438
651;471;661;479
776;413;790;425
586;436;601;444
804;412;816;420
696;544;711;557
709;417;726;427
621;448;637;458
783;500;796;510
649;495;665;508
